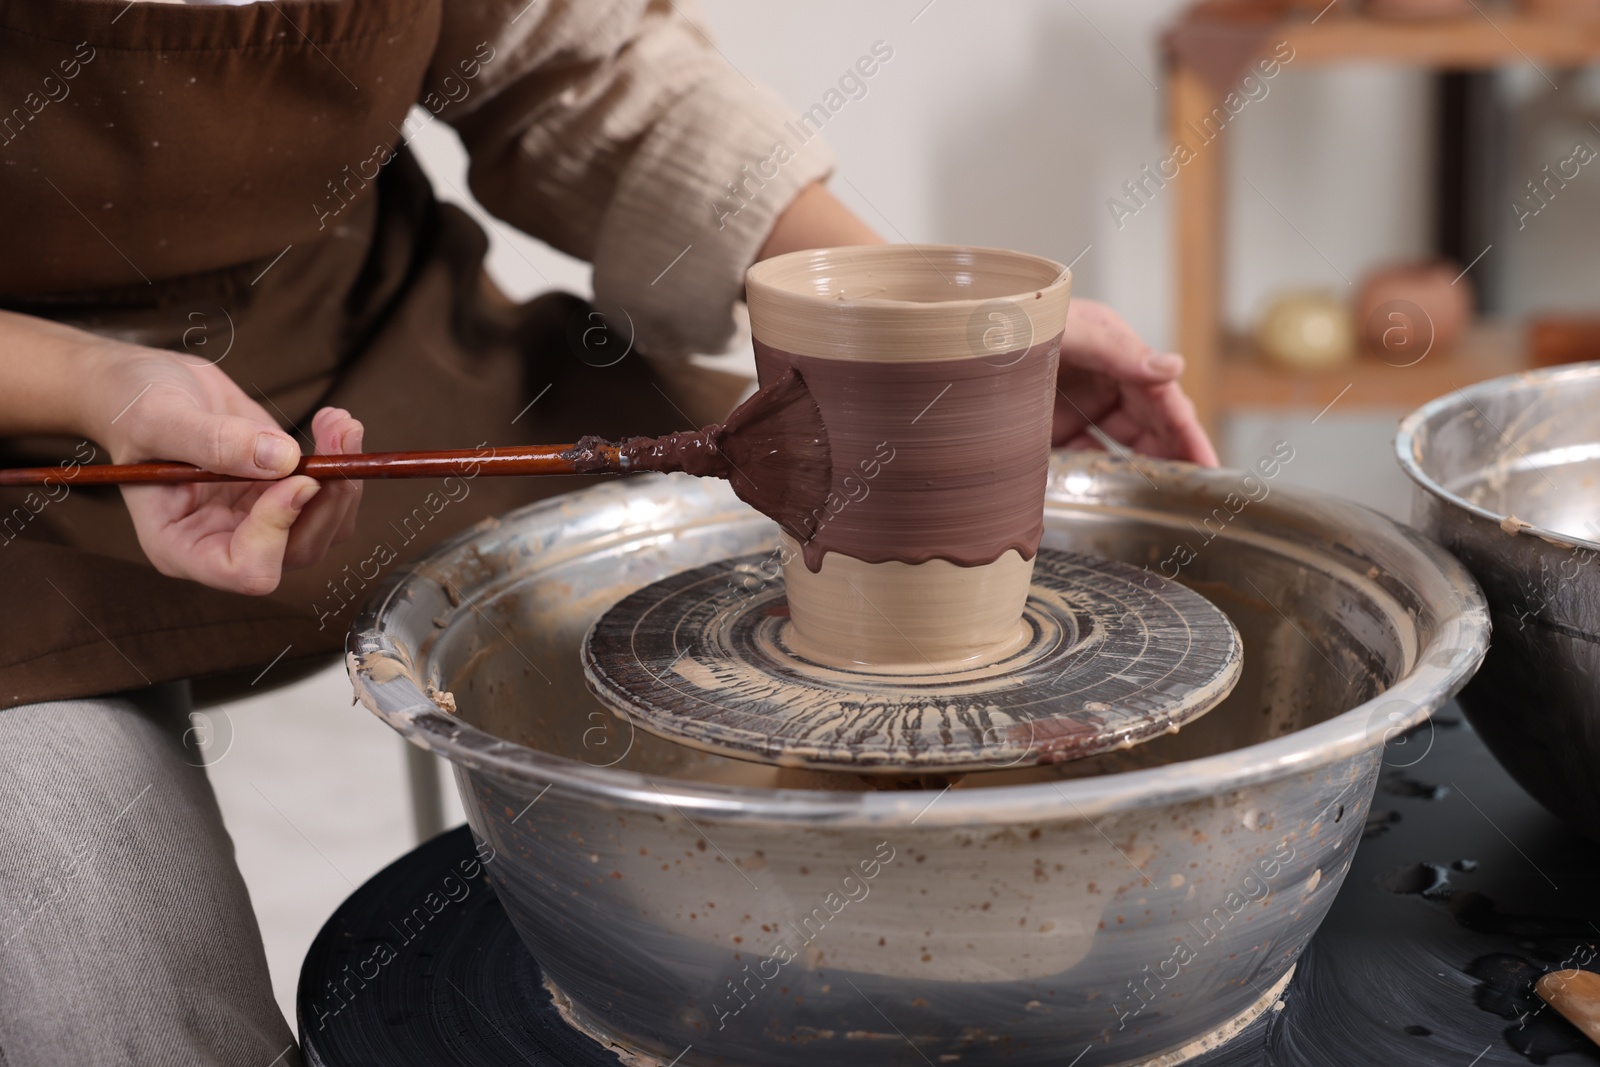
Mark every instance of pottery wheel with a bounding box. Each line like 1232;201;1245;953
581;548;1243;774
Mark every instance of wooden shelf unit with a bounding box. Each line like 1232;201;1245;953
1166;8;1600;431
1218;320;1521;410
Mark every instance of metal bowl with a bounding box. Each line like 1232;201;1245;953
1398;362;1600;843
347;453;1487;1066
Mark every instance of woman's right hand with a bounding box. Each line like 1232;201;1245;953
79;341;364;596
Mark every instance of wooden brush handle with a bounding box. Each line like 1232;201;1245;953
0;444;623;488
1538;970;1600;1048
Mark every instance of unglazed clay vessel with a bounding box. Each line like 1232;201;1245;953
1356;259;1472;363
743;245;1071;667
1518;0;1600;19
1365;0;1475;18
1255;291;1355;372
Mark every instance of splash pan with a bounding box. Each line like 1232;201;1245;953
349;453;1487;1066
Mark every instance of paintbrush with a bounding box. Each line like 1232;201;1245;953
0;369;833;541
1537;969;1600;1048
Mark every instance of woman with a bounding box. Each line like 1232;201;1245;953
0;0;1214;1062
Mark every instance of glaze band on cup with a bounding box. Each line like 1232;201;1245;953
754;338;1059;572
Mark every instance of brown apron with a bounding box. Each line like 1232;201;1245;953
0;0;726;708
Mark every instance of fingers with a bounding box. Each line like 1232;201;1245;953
1106;384;1220;466
122;405;367;596
223;477;321;594
1122;383;1217;466
310;406;355;450
1059;299;1185;386
1053;378;1220;468
1051;368;1118;447
139;403;302;479
140;477;320;595
1157;385;1219;467
283;408;365;569
1093;408;1150;450
325;411;365;544
1055;301;1212;462
1059;431;1104;453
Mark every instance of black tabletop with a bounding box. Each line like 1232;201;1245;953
299;706;1600;1067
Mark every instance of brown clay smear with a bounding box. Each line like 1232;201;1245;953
754;338;1059;572
565;370;832;542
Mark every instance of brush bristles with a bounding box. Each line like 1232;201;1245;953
592;370;832;542
711;369;832;543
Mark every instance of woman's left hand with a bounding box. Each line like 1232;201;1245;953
1053;298;1218;466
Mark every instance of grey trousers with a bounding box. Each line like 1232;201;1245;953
0;683;301;1067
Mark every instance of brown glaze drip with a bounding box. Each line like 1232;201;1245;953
564;369;832;542
753;338;1060;572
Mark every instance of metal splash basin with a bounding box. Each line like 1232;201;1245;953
1399;362;1600;843
348;452;1488;1066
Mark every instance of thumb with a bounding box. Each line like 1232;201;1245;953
147;407;302;478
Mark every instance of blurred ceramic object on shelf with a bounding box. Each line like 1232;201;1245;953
1191;0;1343;17
1356;259;1473;366
1528;314;1600;366
1256;291;1356;372
1189;0;1288;14
1517;0;1600;20
1365;0;1476;17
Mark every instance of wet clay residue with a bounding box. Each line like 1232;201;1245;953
563;369;832;541
754;338;1060;572
1500;513;1533;536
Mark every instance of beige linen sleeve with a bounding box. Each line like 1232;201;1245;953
430;0;835;358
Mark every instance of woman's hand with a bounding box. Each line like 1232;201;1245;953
81;343;363;596
1053;298;1218;466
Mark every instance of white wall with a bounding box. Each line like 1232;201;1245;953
698;1;1435;344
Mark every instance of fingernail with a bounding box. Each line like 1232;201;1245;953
290;482;320;509
1146;353;1184;377
255;433;299;473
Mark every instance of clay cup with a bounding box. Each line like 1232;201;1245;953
744;245;1071;668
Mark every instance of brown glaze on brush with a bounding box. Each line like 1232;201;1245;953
567;369;831;541
754;338;1060;572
